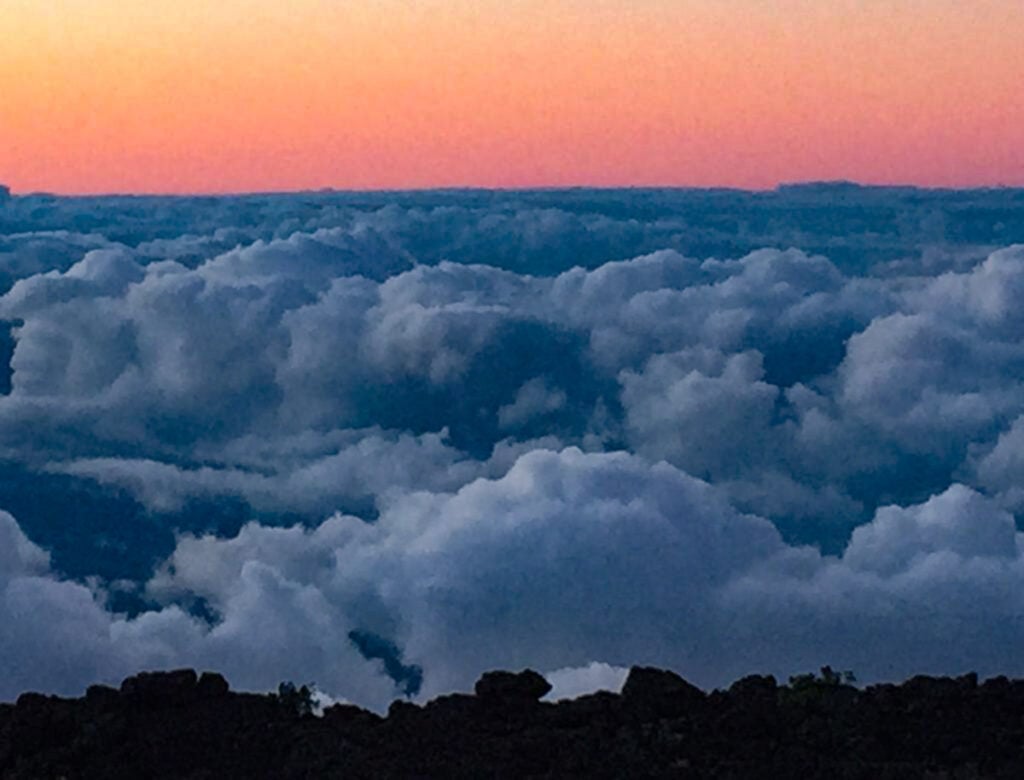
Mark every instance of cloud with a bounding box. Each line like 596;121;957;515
719;483;1024;684
47;429;481;515
129;450;1024;702
543;662;630;700
140;448;787;698
620;348;780;479
842;484;1019;575
497;377;567;430
11;447;783;702
0;506;401;709
9;451;1024;708
1;187;1024;706
0;510;50;579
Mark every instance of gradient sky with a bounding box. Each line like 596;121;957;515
2;0;1023;194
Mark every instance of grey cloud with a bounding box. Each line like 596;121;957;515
497;378;567;430
1;186;1024;706
543;662;630;701
7;450;1024;708
620;348;780;479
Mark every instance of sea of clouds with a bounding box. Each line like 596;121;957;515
2;184;1024;709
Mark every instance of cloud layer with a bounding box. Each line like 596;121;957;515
2;184;1024;705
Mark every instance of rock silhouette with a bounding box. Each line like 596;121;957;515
3;666;1024;778
475;669;552;703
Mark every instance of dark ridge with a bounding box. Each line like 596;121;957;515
3;666;1024;778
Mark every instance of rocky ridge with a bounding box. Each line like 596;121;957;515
2;666;1023;778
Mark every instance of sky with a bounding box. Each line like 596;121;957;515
2;0;1023;194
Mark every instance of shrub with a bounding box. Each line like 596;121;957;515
277;681;317;717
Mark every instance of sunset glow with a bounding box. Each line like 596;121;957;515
2;0;1023;194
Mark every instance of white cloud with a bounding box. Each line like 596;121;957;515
48;429;481;515
7;447;1024;707
497;377;567;430
2;188;1024;706
0;510;50;580
620;348;779;479
543;662;629;700
842;485;1019;575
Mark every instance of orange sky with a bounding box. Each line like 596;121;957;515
1;0;1023;194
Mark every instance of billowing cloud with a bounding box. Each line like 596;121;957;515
7;452;1024;708
2;186;1024;706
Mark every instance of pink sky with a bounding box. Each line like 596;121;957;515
1;0;1022;194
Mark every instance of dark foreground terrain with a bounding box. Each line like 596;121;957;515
3;666;1024;778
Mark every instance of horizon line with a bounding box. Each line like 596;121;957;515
5;179;1024;199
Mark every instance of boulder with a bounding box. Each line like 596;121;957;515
14;692;52;709
85;685;120;709
197;672;230;699
387;699;421;720
474;670;552;704
729;674;777;699
120;669;199;706
621;666;705;718
323;704;383;730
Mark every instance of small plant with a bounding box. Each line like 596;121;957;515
783;666;858;708
277;681;317;717
789;666;856;690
